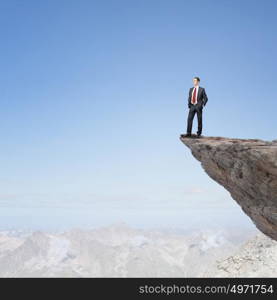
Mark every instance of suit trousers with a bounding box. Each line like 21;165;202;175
187;103;203;135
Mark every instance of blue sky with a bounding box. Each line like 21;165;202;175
0;0;276;230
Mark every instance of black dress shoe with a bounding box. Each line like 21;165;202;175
182;133;192;137
196;134;202;138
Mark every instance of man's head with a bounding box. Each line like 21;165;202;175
193;77;200;87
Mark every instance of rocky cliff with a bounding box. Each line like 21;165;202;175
180;135;277;241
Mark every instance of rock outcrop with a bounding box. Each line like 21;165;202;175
180;135;277;241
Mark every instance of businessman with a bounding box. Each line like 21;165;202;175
183;77;208;138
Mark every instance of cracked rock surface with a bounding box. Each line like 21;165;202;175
180;135;277;241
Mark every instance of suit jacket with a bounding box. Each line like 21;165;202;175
188;86;208;108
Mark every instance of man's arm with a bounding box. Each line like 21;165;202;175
187;88;191;108
203;88;208;106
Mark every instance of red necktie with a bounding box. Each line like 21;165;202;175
192;88;197;104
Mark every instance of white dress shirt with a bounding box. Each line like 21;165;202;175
191;85;199;104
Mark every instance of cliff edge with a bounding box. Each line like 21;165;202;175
180;135;277;241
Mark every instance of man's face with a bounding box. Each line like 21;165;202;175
193;78;199;86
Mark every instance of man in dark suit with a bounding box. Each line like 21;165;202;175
183;76;208;138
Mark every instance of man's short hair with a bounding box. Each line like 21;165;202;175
194;76;200;82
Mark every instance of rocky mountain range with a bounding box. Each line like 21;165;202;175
1;223;275;277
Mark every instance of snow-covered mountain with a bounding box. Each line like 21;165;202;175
201;231;277;277
0;223;272;277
